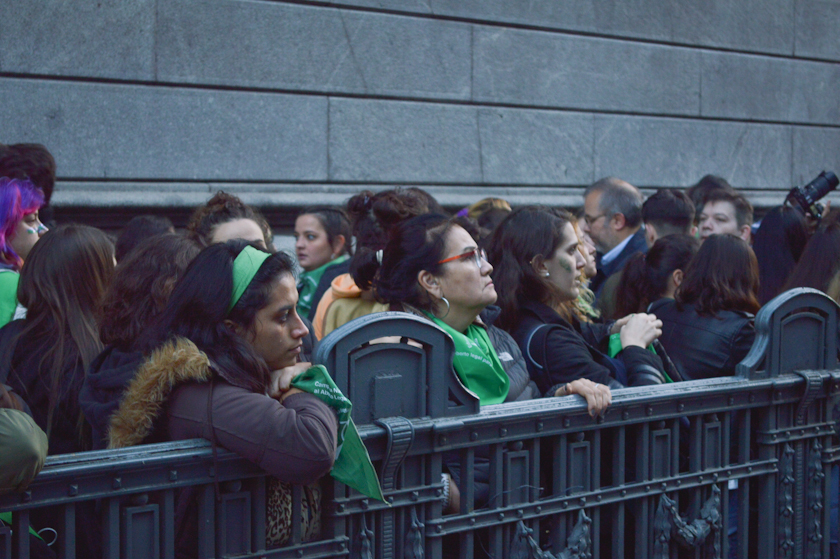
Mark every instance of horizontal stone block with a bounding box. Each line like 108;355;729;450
0;79;327;181
49;181;822;216
325;0;795;55
474;28;700;115
791;128;840;188
701;52;840;124
328;98;482;182
795;1;840;61
593;115;792;190
49;182;591;209
478;109;594;185
156;0;471;99
0;0;154;79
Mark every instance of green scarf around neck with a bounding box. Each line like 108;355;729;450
424;312;509;405
297;255;348;317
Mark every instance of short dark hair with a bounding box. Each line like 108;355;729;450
585;177;643;228
677;234;760;315
186;191;274;250
0;144;56;204
686;175;737;222
115;215;175;261
298;206;352;256
700;189;754;228
642;189;696;234
100;233;200;351
487;206;574;330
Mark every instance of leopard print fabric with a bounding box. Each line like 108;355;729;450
265;477;322;547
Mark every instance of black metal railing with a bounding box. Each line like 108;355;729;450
1;288;838;559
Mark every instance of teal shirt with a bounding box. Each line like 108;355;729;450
297;256;348;317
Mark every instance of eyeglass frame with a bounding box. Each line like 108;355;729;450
437;247;488;268
583;212;610;226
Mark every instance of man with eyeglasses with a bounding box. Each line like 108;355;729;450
581;177;647;303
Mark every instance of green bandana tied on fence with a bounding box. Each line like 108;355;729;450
291;365;385;502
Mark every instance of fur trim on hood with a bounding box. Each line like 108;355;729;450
108;338;212;449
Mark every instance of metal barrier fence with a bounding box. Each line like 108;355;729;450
1;288;838;559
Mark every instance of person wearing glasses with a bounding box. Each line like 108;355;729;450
581;177;647;297
365;213;611;512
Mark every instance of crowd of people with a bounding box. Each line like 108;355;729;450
0;141;837;556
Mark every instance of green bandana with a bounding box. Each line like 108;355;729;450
291;365;385;502
0;512;42;541
424;313;509;405
296;255;348;317
228;246;271;313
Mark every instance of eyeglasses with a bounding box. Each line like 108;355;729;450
438;247;488;268
583;213;607;226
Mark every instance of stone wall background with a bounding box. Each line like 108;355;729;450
2;0;839;224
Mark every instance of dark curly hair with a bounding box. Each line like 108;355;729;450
186;191;274;251
99;234;201;351
346;188;432;290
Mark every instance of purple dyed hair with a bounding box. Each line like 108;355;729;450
0;177;45;270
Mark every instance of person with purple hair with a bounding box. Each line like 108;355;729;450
0;177;47;327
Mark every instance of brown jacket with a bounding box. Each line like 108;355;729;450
108;337;338;485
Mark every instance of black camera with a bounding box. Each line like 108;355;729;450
787;170;839;221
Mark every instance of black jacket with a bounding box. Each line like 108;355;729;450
649;298;755;380
591;228;648;296
479;306;539;402
80;345;145;450
0;319;90;456
512;301;666;396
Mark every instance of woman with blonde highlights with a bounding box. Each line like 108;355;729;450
488;206;668;394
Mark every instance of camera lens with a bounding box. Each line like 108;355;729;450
802;171;839;203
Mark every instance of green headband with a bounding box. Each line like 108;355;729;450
228;246;271;314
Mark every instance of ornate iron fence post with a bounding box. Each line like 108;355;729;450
509;509;591;559
652;485;722;559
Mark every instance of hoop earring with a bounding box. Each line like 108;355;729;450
435;296;451;319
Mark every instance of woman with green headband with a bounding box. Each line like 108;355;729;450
372;213;612;512
107;241;338;554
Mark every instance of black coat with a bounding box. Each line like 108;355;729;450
0;319;101;557
512;301;666;396
649;298;755;380
0;319;90;455
80;345;145;450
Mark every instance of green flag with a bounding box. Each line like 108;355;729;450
291;365;385;502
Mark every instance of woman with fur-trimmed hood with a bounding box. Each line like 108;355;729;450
108;241;338;556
